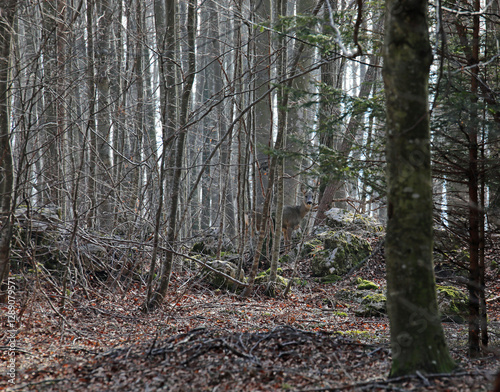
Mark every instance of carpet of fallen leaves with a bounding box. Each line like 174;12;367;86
1;245;500;391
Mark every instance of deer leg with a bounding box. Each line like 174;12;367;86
281;227;289;249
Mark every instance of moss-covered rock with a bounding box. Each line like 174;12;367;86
356;277;379;290
334;287;387;317
334;283;468;321
309;231;371;277
191;229;235;256
255;268;288;286
255;273;289;287
436;284;468;323
356;293;387;317
324;208;384;233
302;238;323;256
202;260;244;289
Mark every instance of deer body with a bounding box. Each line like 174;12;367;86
282;191;313;246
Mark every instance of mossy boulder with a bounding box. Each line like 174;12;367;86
191;229;235;256
202;260;244;289
12;206;66;272
255;268;289;289
335;287;387;317
336;283;468;321
357;293;387;317
324;208;384;233
356;277;379;290
436;285;468;322
308;231;371;277
302;238;323;256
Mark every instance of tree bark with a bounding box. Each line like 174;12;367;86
95;0;113;231
383;0;455;376
0;0;16;293
145;0;195;311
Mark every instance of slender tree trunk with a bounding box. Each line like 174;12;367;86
146;0;195;311
250;0;272;206
466;0;481;357
283;0;315;204
0;0;16;293
145;0;178;307
86;0;97;228
267;0;287;295
95;0;113;231
383;0;455;376
479;127;487;349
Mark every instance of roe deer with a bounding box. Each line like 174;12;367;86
282;190;314;247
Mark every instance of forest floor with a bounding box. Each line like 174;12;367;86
1;241;500;392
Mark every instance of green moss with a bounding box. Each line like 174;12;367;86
436;285;461;298
258;267;283;277
310;231;371;277
302;238;324;256
255;271;289;292
362;293;386;303
336;330;371;338
356;293;387;317
293;278;308;286
436;285;468;322
356;277;379;290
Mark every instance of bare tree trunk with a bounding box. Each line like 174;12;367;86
95;0;113;231
86;0;97;228
145;0;178;306
145;0;196;311
450;0;484;357
466;0;481;358
267;0;287;295
383;0;455;376
250;0;273;206
283;0;315;204
0;0;16;294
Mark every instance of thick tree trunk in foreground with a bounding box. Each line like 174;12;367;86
383;0;455;377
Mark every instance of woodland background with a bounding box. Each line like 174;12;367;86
0;0;499;389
